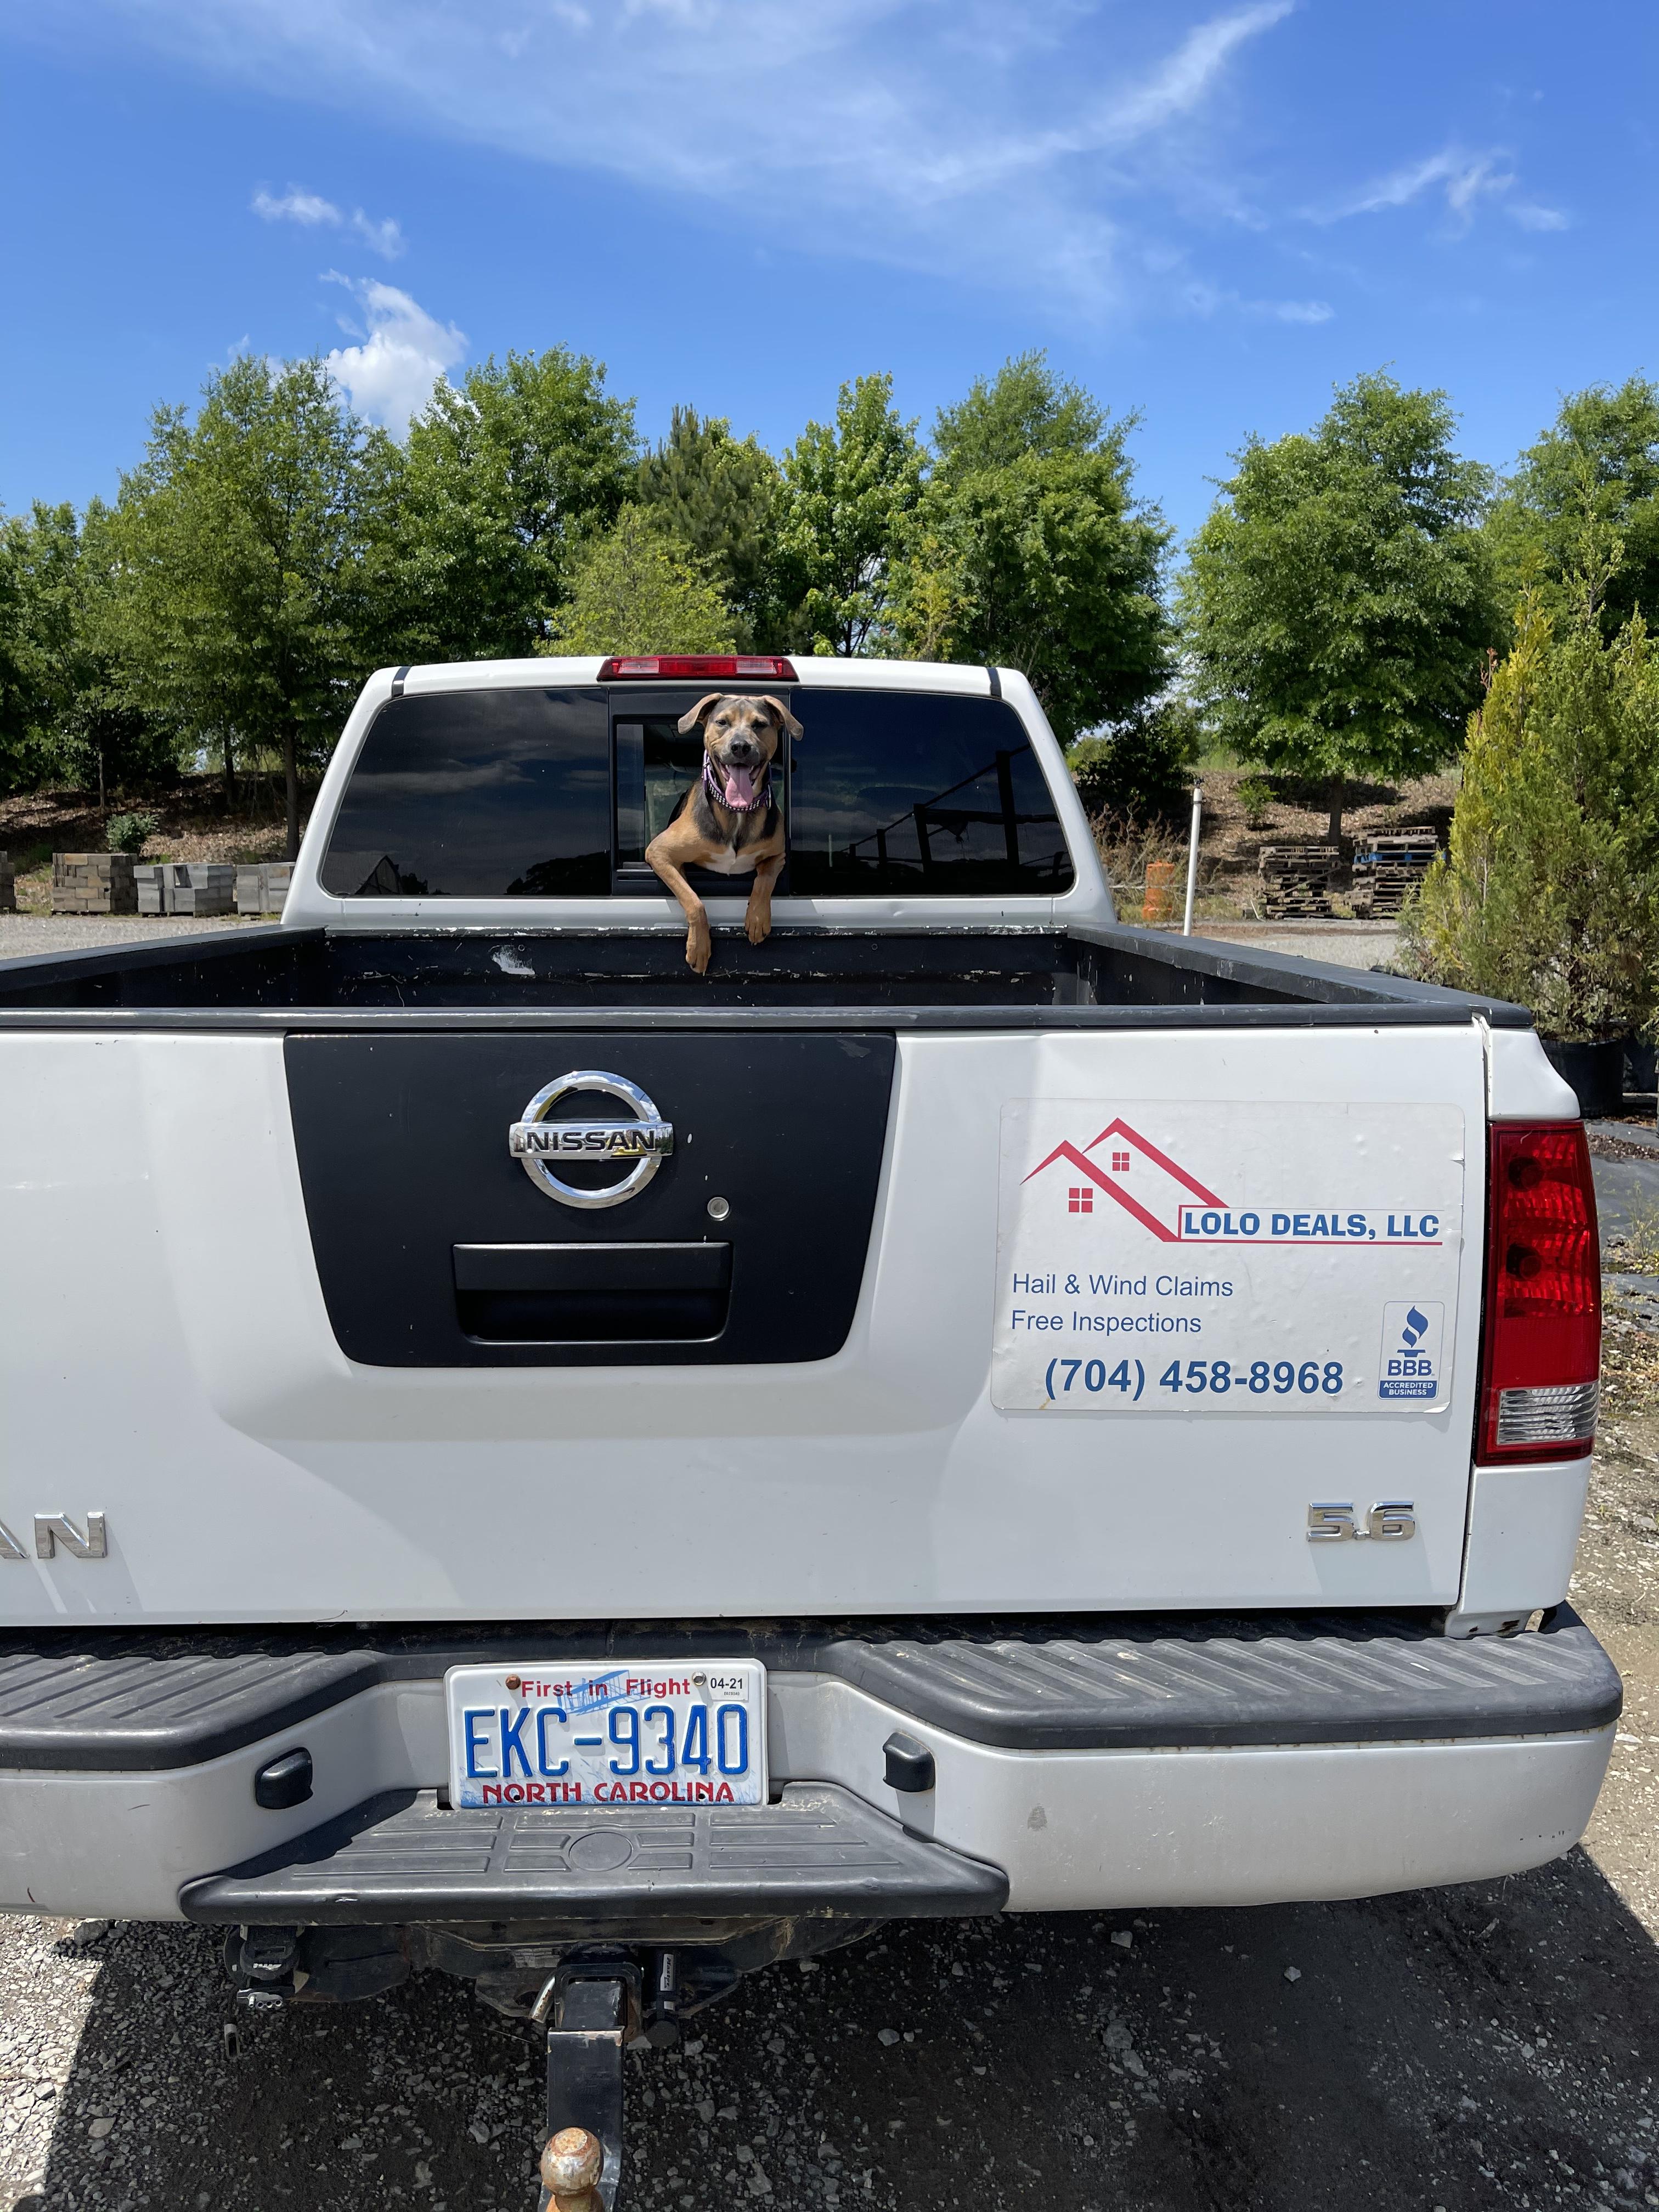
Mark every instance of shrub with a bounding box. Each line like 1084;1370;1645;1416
1236;774;1274;827
104;810;159;855
1068;699;1200;827
1402;579;1659;1042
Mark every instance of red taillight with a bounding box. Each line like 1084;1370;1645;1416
1477;1121;1601;1462
595;655;798;682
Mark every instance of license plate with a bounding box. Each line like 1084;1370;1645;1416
444;1660;767;1810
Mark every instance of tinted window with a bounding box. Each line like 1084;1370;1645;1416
321;689;610;899
786;692;1071;896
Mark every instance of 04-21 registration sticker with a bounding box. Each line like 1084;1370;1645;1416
991;1101;1464;1413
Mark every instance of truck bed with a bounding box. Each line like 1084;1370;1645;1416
0;920;1528;1025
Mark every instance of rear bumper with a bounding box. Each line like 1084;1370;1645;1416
0;1613;1619;1921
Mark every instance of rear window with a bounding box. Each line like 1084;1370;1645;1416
319;689;610;898
322;682;1071;899
787;691;1071;895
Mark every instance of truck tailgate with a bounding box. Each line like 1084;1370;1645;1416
0;1020;1487;1621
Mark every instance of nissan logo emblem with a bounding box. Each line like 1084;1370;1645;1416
508;1070;674;1209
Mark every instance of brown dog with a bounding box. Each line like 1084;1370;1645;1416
646;692;801;974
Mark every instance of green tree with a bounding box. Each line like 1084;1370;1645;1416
1403;566;1659;1041
0;501;174;801
932;349;1110;476
0;507;59;795
775;375;925;654
369;348;637;663
543;506;737;655
891;354;1171;742
1180;371;1500;839
1487;377;1659;635
68;499;183;795
1066;701;1202;826
636;408;782;648
106;356;370;855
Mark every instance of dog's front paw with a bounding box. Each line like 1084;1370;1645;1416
686;920;712;975
745;907;772;946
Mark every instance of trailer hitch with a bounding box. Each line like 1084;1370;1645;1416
532;1967;634;2211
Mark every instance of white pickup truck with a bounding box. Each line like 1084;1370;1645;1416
0;653;1616;2200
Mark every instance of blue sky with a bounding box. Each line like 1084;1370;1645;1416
2;1;1655;543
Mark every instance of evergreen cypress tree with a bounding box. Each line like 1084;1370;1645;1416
636;408;782;649
1404;555;1659;1041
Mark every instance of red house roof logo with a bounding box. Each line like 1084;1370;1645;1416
1024;1118;1223;1244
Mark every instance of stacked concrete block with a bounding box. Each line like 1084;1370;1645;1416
169;863;236;916
134;862;239;916
52;854;138;915
235;862;294;916
0;853;14;913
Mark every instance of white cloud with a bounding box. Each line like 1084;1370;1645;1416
1314;144;1565;240
253;184;340;227
1508;201;1570;233
1100;1;1294;143
98;2;1298;313
252;183;405;258
323;276;466;435
1183;280;1333;325
351;210;405;258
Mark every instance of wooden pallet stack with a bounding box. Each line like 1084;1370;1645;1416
1257;842;1339;918
0;853;14;913
1351;828;1438;917
235;862;294;915
52;853;138;915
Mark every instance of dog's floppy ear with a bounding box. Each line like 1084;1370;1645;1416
676;692;725;736
759;695;803;740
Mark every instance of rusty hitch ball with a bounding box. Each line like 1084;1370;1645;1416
540;2126;604;2211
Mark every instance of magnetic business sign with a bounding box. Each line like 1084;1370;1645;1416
992;1101;1465;1413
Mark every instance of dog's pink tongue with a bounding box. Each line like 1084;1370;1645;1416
723;765;758;808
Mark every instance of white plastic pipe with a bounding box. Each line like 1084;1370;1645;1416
1182;783;1203;935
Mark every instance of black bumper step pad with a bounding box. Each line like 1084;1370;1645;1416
812;1610;1623;1749
178;1782;1007;1927
0;1610;1619;1771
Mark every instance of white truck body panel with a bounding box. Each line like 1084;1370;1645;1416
0;1021;1503;1623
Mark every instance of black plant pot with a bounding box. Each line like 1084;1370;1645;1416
1541;1037;1627;1120
1626;1037;1657;1096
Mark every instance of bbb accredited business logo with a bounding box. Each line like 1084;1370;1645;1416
1378;1301;1445;1400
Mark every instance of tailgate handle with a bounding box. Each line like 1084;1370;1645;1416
452;1243;732;1345
453;1243;730;1293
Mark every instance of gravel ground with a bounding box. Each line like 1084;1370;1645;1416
0;917;268;959
1179;920;1402;970
0;1159;1654;2212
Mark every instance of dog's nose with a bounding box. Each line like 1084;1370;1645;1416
726;737;759;763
